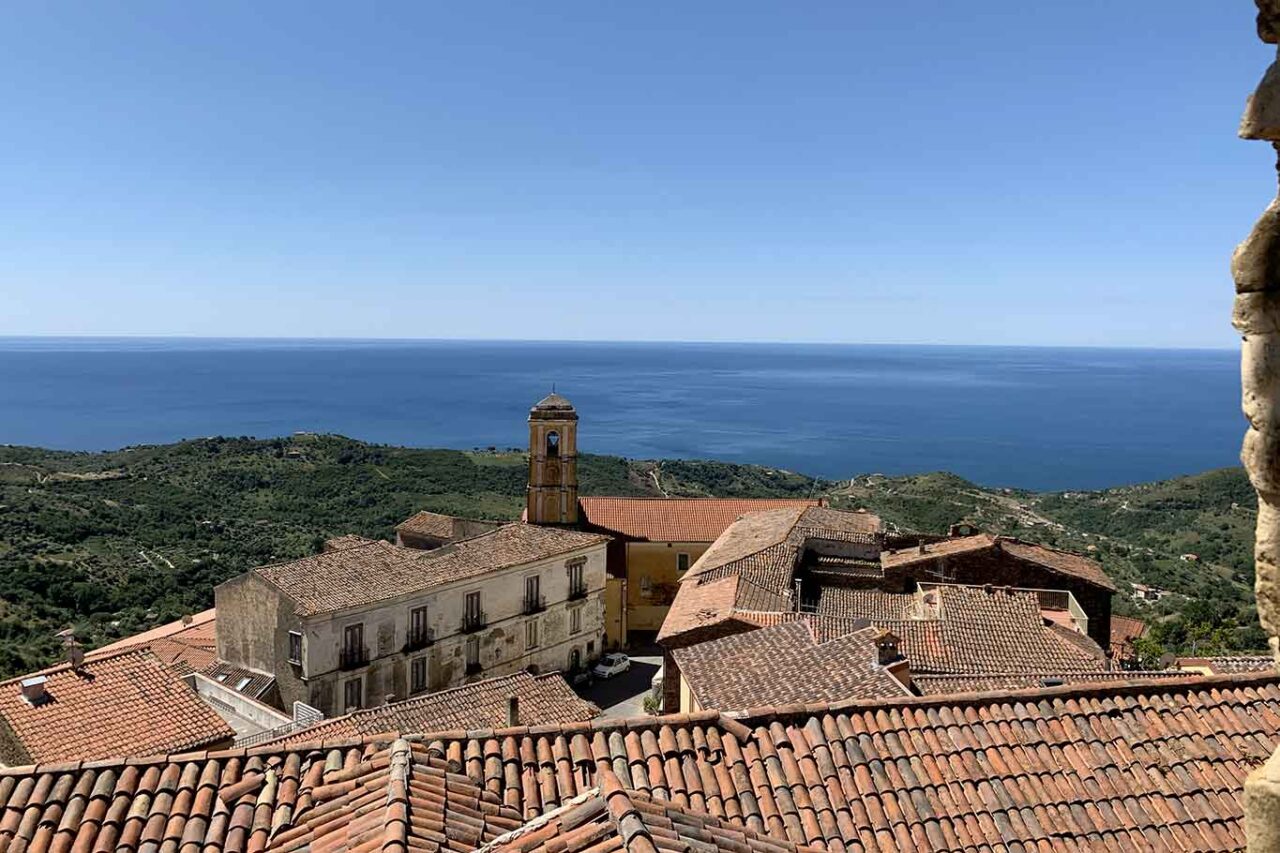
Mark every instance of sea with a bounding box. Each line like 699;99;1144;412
0;338;1243;491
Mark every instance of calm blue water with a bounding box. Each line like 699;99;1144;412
0;338;1242;490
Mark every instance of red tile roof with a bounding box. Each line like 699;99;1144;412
578;497;826;543
912;669;1193;694
269;737;523;852
87;610;274;700
881;534;1116;591
252;525;609;616
0;649;235;763
91;608;217;656
486;766;824;853
1110;614;1148;656
0;673;1275;852
271;671;599;746
658;506;883;644
1178;655;1275;674
672;621;909;709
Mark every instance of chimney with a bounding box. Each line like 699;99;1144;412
873;631;912;690
67;642;85;671
20;676;48;706
506;694;519;727
181;613;194;626
917;541;927;555
874;630;902;666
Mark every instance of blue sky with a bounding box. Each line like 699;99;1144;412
0;2;1268;347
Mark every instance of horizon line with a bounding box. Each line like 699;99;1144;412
0;333;1240;354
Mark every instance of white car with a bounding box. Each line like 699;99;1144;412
591;653;631;679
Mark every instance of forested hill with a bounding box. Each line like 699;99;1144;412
0;434;1263;677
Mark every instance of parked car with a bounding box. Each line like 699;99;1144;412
592;652;631;679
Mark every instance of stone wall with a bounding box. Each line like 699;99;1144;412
1238;5;1280;849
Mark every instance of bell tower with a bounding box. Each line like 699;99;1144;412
526;391;579;525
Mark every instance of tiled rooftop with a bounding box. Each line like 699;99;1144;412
86;611;274;700
912;670;1192;695
395;510;463;539
578;497;824;543
672;621;909;710
872;584;1107;674
1;673;1274;852
484;766;823;853
1179;655;1276;674
252;524;610;616
881;534;1116;591
659;506;883;644
1109;614;1148;656
0;648;235;763
272;671;599;746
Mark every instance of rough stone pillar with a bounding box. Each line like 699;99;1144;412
1239;4;1280;850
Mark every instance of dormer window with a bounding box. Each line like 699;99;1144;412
546;431;560;457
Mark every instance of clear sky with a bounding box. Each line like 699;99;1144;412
0;2;1269;347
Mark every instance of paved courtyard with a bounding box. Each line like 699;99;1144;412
577;654;662;719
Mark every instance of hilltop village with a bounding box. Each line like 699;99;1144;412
0;394;1275;851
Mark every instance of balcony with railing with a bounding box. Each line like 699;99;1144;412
461;610;487;633
522;593;547;615
403;626;434;652
338;645;369;671
567;583;588;601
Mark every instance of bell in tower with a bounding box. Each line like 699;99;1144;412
527;391;579;525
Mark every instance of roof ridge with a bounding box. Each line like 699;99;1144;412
384;738;411;853
722;669;1280;723
580;496;818;503
0;645;160;685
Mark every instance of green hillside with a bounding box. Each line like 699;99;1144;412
0;435;1263;677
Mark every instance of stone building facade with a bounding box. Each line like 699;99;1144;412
526;392;579;525
215;525;608;716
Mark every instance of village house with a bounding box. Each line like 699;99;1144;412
214;523;608;717
656;504;1116;711
0;646;235;765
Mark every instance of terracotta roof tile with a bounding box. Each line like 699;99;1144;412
578;498;825;543
271;672;598;746
1109;614;1148;655
913;670;1193;695
881;535;1116;591
0;649;234;763
1178;655;1275;674
659;507;883;644
672;621;909;709
91;608;218;656
483;766;825;853
2;669;1274;852
254;524;609;616
86;611;273;700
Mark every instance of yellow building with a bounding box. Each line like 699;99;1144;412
520;390;821;647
